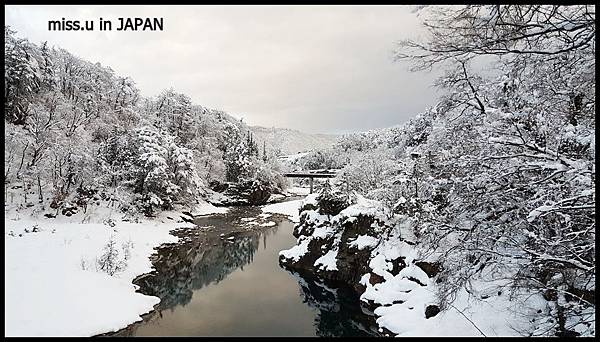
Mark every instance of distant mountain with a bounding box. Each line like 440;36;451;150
250;126;339;155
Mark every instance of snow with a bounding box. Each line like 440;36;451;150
303;211;330;228
287;186;311;196
304;193;319;204
360;249;550;337
581;189;594;196
261;199;303;222
369;254;393;278
279;238;310;262
348;235;379;250
4;209;195;337
314;249;339;271
373;279;547;337
311;225;335;239
335;194;389;222
259;221;276;227
189;200;228;216
267;193;286;202
527;205;554;222
357;228;550;337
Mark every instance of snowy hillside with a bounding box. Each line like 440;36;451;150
250;126;339;155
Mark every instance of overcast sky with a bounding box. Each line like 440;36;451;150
5;5;442;134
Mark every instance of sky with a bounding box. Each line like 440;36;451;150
5;5;442;134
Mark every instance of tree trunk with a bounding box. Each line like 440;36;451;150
37;175;43;203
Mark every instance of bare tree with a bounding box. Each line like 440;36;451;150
395;5;595;71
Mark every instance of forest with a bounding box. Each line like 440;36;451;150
5;25;286;217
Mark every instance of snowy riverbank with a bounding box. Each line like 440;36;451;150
277;191;564;337
4;202;225;337
262;199;303;222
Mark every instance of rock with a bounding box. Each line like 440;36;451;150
180;215;194;223
406;276;427;287
369;273;385;286
390;257;407;276
281;197;385;295
245;182;271;205
425;305;440;319
414;261;442;278
44;213;57;218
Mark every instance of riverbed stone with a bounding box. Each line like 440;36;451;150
414;261;442;278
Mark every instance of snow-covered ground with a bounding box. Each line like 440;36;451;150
189;200;229;216
361;232;549;337
261;199;304;222
4;202;225;337
286;186;311;196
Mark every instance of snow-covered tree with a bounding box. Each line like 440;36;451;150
386;5;596;336
4;26;284;216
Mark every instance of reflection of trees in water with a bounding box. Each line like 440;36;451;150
134;214;278;311
288;271;381;337
110;206;381;337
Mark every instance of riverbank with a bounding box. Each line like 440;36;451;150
4;185;312;337
4;201;225;337
278;190;558;337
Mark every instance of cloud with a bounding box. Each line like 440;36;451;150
5;5;441;134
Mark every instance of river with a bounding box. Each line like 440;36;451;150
108;203;381;337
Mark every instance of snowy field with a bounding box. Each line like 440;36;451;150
4;202;225;337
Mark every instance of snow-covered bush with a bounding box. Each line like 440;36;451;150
96;235;129;276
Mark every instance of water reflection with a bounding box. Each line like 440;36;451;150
110;206;379;337
289;271;382;337
135;208;278;311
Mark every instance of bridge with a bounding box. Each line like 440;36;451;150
283;171;337;194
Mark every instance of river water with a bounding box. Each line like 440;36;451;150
110;204;380;337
